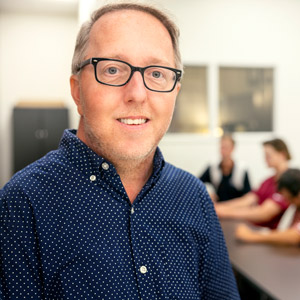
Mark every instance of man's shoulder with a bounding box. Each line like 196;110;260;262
160;162;215;216
163;162;205;189
1;149;67;196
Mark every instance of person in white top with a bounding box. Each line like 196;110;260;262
200;134;251;202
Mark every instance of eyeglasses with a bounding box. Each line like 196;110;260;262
76;58;182;93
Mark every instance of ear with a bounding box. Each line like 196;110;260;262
175;82;181;96
70;75;83;116
172;82;181;105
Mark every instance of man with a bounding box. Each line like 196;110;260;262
0;3;240;299
200;134;251;202
236;168;300;246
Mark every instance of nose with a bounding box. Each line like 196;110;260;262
123;70;147;103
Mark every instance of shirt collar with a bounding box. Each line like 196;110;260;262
59;129;165;181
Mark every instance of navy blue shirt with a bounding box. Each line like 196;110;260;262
0;129;240;299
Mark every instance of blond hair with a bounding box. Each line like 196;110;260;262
71;2;182;75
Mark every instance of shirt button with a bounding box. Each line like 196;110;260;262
140;266;147;274
101;162;109;170
131;207;134;214
90;175;96;181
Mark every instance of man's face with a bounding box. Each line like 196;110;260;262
71;10;180;165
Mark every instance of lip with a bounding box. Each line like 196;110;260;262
117;116;150;126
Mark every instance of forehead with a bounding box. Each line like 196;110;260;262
264;144;276;152
221;138;234;146
87;9;174;64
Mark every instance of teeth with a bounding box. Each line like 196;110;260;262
119;118;147;125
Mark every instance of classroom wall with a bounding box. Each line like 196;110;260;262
0;12;79;187
1;0;300;188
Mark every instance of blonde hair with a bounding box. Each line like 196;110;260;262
71;2;182;74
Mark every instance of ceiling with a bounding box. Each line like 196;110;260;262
0;0;79;16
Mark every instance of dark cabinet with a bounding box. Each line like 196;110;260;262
13;106;69;173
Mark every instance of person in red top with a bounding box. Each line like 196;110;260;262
236;168;300;246
215;138;290;229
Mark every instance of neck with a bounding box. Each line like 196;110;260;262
76;121;155;203
221;158;233;175
222;157;233;165
274;160;289;178
114;155;154;204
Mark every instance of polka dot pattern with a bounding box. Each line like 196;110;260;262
0;129;240;299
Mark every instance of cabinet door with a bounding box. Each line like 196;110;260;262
13;107;69;173
13;108;42;173
41;108;69;154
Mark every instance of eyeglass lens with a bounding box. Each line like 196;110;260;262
95;60;177;92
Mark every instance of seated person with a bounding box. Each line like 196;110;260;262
200;134;251;202
235;168;300;246
215;138;291;229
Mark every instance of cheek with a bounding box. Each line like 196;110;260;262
265;155;272;164
165;97;176;116
80;88;111;118
162;101;176;126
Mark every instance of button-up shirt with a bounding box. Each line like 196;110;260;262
0;129;240;299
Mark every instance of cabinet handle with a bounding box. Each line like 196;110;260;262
35;129;48;139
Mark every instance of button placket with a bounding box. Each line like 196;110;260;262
129;204;152;300
139;265;148;274
101;162;109;170
90;175;97;182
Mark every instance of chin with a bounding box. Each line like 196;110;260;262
117;146;156;162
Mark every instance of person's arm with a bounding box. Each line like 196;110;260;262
216;198;282;223
0;187;44;299
200;192;240;299
235;223;300;246
215;192;258;210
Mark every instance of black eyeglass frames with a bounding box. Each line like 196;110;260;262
76;58;182;93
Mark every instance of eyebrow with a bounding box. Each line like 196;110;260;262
102;54;173;67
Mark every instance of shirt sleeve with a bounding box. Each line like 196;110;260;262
0;186;44;299
270;192;289;210
200;193;241;299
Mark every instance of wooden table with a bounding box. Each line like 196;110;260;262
221;220;300;300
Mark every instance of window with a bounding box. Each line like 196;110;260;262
219;67;273;132
168;66;208;133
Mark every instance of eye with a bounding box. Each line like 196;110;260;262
151;70;163;78
106;66;119;75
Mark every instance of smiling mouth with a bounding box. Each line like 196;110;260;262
118;118;148;125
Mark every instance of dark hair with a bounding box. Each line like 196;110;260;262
278;168;300;196
72;2;182;74
263;138;291;160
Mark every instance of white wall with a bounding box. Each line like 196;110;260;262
0;12;79;187
1;0;300;189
